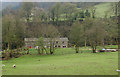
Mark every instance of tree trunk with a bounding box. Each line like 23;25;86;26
91;44;97;53
6;50;10;60
101;40;105;48
92;47;96;53
27;48;29;54
66;13;67;20
38;47;40;54
50;40;54;54
115;4;118;18
42;48;44;54
116;38;119;46
53;42;55;52
50;47;53;54
8;43;10;50
93;49;96;53
85;40;87;48
43;47;48;54
75;46;79;53
50;45;53;54
50;51;53;54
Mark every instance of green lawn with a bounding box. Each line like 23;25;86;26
2;46;118;75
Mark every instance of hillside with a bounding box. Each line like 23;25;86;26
94;2;114;18
2;2;115;18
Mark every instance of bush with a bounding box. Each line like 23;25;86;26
2;48;22;60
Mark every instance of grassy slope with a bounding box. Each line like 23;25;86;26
2;46;118;75
60;2;114;20
94;2;114;18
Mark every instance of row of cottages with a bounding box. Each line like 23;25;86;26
24;38;69;48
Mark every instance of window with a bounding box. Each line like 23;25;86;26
56;41;58;44
55;45;57;47
63;46;66;48
62;41;64;44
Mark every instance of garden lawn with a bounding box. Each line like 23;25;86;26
2;47;118;75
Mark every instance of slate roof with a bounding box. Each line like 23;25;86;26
24;38;69;42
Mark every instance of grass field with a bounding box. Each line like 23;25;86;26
2;45;118;75
94;2;114;18
58;2;114;22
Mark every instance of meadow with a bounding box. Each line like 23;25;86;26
2;45;118;75
59;2;114;20
94;2;114;18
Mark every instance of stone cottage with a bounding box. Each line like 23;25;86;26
24;38;69;48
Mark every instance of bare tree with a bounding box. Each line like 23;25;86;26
86;19;107;53
42;25;59;54
70;20;84;53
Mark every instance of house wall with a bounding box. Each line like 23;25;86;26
54;41;68;48
25;38;68;48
